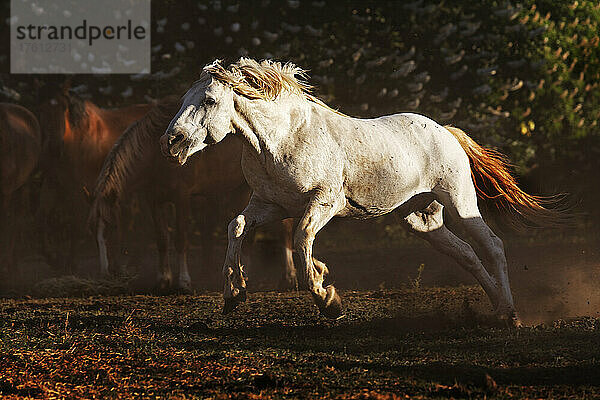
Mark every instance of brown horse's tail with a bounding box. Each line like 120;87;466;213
444;126;570;228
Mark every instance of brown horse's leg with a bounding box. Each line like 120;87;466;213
37;175;60;270
279;218;298;291
106;216;122;276
175;195;191;292
0;193;10;274
10;186;30;279
65;213;77;275
151;201;171;292
96;219;110;276
279;219;329;291
124;197;143;273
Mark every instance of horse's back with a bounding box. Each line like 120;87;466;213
0;103;41;143
325;111;471;217
360;112;470;172
0;103;41;195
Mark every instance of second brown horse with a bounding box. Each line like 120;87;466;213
37;83;153;271
88;96;311;291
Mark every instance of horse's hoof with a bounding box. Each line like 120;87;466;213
507;314;523;328
223;290;247;315
178;280;193;294
499;311;523;328
318;286;344;320
177;285;193;295
154;278;173;295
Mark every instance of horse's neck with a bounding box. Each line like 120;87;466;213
232;94;310;157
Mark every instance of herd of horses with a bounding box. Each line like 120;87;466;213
1;57;568;326
1;81;303;293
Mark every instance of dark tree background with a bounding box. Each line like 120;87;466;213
1;0;598;232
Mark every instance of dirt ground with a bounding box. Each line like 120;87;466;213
3;216;600;326
1;288;599;399
1;218;600;398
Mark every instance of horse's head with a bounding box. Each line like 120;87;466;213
161;74;235;165
37;80;88;164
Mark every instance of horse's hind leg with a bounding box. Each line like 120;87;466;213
151;201;171;292
435;179;520;326
402;201;502;312
175;196;191;292
464;217;517;322
280;218;298;290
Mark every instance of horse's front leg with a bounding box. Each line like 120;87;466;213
223;195;287;314
295;192;344;319
175;196;191;292
151;201;171;292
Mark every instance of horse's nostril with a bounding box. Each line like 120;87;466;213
169;133;185;145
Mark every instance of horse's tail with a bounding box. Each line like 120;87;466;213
444;125;569;228
87;95;181;231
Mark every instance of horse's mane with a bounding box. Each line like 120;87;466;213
89;96;181;225
203;58;343;115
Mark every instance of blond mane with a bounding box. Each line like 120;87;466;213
201;58;342;115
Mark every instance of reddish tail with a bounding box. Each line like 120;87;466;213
445;126;569;228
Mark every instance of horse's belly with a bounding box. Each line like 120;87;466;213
341;156;424;218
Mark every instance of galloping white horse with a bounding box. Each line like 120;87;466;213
161;58;562;326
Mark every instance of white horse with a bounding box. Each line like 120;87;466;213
161;58;562;326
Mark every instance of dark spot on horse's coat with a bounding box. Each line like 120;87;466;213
346;196;369;213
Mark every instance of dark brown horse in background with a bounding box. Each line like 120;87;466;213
89;97;315;291
0;103;41;272
37;82;153;271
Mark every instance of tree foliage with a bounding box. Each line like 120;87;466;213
1;0;598;202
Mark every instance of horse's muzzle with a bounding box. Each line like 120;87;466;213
160;129;191;165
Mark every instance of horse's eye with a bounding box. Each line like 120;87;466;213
204;97;216;106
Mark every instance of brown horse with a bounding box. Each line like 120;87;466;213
0;103;41;272
88;96;311;291
37;83;153;270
